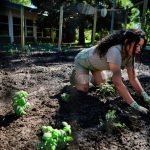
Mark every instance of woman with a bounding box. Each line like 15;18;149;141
71;29;150;114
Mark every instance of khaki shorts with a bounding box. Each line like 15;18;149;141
70;49;94;85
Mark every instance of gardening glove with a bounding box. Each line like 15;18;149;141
130;101;149;114
141;91;150;103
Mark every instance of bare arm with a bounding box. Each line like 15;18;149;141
109;63;134;105
126;66;144;94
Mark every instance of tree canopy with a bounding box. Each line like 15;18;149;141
9;0;30;6
29;0;148;44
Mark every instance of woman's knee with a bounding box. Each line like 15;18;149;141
70;69;89;86
70;69;76;86
76;84;89;93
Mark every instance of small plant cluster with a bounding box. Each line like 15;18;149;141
38;122;73;150
12;90;30;116
61;93;71;102
96;83;116;96
99;110;125;132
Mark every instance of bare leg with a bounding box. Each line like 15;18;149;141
91;70;107;86
75;72;89;92
70;68;90;92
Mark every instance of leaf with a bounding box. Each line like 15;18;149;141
64;136;73;142
42;132;52;141
63;126;71;134
61;93;71;102
14;106;25;116
62;121;68;126
113;123;125;128
42;126;53;133
52;129;59;139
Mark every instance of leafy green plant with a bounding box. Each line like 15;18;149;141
96;83;116;96
99;110;125;132
38;122;73;150
12;90;30;116
61;93;71;102
106;110;125;128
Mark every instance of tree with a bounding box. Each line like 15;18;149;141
30;0;143;44
143;9;150;44
9;0;30;6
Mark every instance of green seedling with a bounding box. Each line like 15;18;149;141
12;90;30;116
105;110;116;122
113;122;125;128
96;83;116;96
99;110;125;132
61;93;71;102
38;122;73;150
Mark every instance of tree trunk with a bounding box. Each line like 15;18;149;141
78;16;85;45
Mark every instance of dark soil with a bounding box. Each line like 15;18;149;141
0;51;150;150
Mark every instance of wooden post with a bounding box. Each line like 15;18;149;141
110;0;116;33
92;7;97;45
124;10;128;29
141;0;148;27
21;5;25;51
51;28;55;43
8;10;14;43
58;6;63;51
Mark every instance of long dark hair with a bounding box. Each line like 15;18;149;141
95;29;146;60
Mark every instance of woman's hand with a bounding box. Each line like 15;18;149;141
141;91;150;102
130;101;149;114
138;106;149;114
127;67;144;94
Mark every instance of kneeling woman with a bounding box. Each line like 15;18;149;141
71;29;150;114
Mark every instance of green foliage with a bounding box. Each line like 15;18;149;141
61;93;71;102
95;28;109;41
84;29;92;44
12;90;30;116
2;44;33;54
116;0;133;9
116;0;141;29
3;44;19;54
38;122;73;150
126;8;140;29
9;0;30;6
142;9;150;44
96;83;116;96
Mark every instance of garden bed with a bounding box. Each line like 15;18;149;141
0;51;150;150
